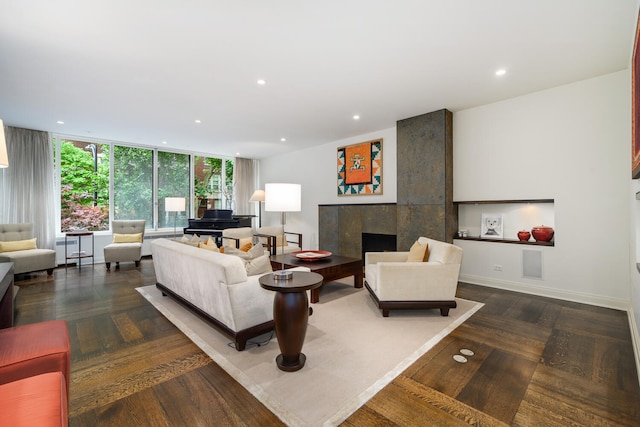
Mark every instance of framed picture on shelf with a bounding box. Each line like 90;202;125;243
481;213;504;239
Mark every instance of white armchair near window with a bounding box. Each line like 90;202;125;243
364;237;462;317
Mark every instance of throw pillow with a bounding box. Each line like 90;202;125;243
407;240;428;262
190;234;201;243
198;240;219;252
113;233;143;243
240;242;253;252
0;238;37;253
244;254;273;276
246;242;265;259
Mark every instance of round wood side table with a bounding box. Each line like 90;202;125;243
259;271;323;372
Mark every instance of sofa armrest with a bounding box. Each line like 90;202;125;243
221;236;240;248
285;231;302;248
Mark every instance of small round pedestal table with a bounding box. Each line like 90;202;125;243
259;271;323;372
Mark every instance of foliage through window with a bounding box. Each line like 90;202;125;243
58;139;110;232
194;156;234;216
113;146;153;225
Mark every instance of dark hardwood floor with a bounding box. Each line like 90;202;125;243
12;258;640;426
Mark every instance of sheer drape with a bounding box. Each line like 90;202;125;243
0;126;56;249
233;157;259;217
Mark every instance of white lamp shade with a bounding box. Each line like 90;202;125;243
165;197;186;212
249;189;265;202
0;119;8;168
265;183;301;212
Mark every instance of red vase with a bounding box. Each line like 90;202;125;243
531;225;554;242
517;230;531;241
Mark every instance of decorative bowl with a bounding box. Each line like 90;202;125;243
531;225;554;242
292;250;332;261
517;230;531;241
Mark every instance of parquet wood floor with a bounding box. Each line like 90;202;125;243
12;258;640;426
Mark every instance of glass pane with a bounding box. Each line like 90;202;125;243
113;146;153;226
59;139;110;232
158;151;190;229
194;156;234;216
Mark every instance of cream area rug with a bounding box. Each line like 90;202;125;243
137;280;483;427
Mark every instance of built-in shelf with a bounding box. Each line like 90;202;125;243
454;236;554;246
453;199;554;205
454;198;555;247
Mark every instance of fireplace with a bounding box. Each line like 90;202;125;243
362;233;397;262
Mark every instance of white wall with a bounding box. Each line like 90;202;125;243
260;127;397;250
260;70;632;311
454;70;631;309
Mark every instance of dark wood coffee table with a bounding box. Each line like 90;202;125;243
269;254;363;303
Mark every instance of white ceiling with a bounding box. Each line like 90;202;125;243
0;1;638;159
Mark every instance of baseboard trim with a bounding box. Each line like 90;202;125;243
458;274;629;311
627;306;640;389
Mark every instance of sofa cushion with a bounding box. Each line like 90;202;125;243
113;233;142;243
244;254;273;276
0;372;68;427
0;249;56;275
0;238;37;253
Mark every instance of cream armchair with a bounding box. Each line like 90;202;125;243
256;226;302;255
364;237;462;317
0;223;56;275
221;227;254;250
104;220;146;271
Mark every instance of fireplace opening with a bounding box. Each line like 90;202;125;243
362;233;397;262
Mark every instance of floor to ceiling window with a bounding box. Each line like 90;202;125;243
56;138;110;232
158;151;190;230
113;145;154;225
53;135;234;234
194;156;234;216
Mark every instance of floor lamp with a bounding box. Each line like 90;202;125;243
249;189;265;228
265;183;301;280
165;197;186;239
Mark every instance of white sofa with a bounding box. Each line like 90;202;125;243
151;238;307;350
364;237;463;317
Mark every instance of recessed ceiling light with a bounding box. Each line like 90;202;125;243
56;120;64;124
353;115;360;120
257;79;267;85
495;69;507;76
235;152;240;156
162;141;167;144
194;119;201;124
280;138;286;142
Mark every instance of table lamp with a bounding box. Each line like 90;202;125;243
165;197;186;238
265;183;301;280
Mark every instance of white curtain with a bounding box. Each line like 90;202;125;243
0;126;56;249
233;157;259;216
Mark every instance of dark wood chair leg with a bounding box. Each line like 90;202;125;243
115;262;120;269
46;268;53;275
135;260;140;267
440;308;450;316
382;308;390;317
106;262;111;271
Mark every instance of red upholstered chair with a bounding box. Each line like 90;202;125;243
0;319;71;399
0;372;68;426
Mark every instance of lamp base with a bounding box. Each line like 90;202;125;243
273;270;293;281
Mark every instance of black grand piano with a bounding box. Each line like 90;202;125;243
183;209;253;242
